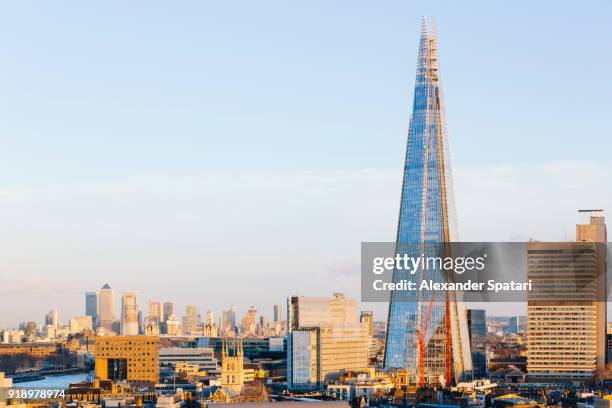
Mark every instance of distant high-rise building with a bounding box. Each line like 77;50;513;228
85;292;98;328
467;309;487;378
182;305;199;335
138;310;143;334
24;321;37;337
148;301;162;323
120;292;139;336
241;306;257;336
273;305;282;323
162;302;174;323
507;316;520;334
287;293;369;391
98;284;116;331
45;309;58;329
527;211;607;382
221;306;237;336
383;19;472;385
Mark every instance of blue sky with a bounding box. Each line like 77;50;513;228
0;1;611;326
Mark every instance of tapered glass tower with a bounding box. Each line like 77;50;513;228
383;19;472;386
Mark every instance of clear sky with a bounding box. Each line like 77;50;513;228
0;1;611;326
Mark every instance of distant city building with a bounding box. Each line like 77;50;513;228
467;309;487;378
98;283;116;331
527;211;607;382
95;336;159;384
166;314;181;336
182;305;199;335
148;301;163;323
45;309;58;329
85;292;98;328
242;306;257;336
24;321;37;337
120;292;139;336
69;316;93;334
138;310;143;334
1;329;24;343
507;316;520;334
221;306;237;336
287;293;369;391
274;305;282;323
163;302;174;323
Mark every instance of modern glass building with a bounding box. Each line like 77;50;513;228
85;292;98;328
467;309;487;378
383;19;472;386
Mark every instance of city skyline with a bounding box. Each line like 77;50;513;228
1;2;611;327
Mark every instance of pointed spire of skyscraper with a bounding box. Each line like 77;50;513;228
420;16;428;38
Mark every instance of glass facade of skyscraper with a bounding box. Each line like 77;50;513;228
383;19;471;385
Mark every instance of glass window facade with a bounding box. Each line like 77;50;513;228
383;20;471;385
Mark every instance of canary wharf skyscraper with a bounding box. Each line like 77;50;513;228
384;19;472;386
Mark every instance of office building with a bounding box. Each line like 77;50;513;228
384;18;472;385
274;305;282;323
527;211;607;382
508;316;520;334
98;284;116;331
242;306;257;336
159;347;219;375
95;336;159;384
467;309;487;378
86;292;98;328
182;305;199;335
148;301;163;323
287;293;368;391
120;292;139;336
45;309;58;329
163;302;174;323
69;316;93;334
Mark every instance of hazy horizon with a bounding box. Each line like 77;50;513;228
1;1;611;327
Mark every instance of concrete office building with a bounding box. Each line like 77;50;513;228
120;292;139;336
527;211;607;382
98;284;116;331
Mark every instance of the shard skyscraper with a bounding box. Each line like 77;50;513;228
383;19;472;386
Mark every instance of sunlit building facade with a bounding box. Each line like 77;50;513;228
98;284;116;331
95;336;159;384
287;293;369;390
527;212;607;382
120;292;139;336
